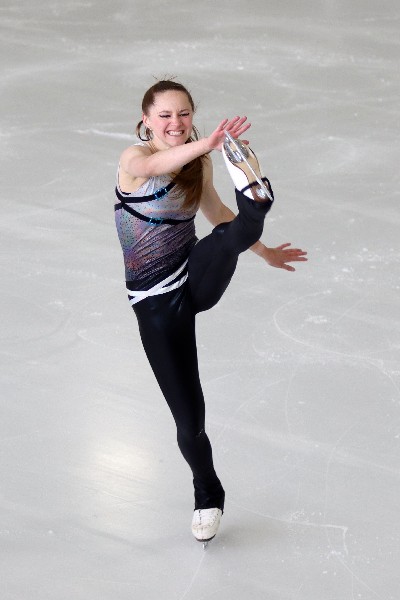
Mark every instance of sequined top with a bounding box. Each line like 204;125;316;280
114;150;197;290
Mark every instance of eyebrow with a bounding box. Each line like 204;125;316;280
158;109;191;113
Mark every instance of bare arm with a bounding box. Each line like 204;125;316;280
200;160;236;225
120;137;211;179
120;117;251;179
200;160;308;272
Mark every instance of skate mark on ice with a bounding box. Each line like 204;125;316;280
214;378;284;448
321;421;385;600
196;585;235;600
230;500;350;554
322;422;355;556
272;290;395;364
323;296;365;334
178;551;207;600
284;360;300;435
76;128;133;140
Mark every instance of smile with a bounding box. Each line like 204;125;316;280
167;131;184;136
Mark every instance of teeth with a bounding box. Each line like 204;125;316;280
167;131;184;136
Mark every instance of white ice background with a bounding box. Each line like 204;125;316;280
1;1;399;599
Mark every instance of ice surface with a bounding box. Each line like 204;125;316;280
1;1;399;599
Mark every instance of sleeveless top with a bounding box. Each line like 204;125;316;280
114;146;198;291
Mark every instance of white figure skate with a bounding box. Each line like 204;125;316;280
222;130;274;202
191;508;222;549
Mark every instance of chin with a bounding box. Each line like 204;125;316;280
168;139;187;146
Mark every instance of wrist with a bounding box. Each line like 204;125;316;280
250;241;267;256
201;137;214;154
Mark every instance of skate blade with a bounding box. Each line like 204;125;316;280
223;131;273;201
195;535;215;549
223;133;250;164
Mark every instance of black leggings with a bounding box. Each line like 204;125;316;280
132;190;273;511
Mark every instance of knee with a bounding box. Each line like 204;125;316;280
212;213;264;254
212;221;231;246
213;222;229;235
177;423;205;444
211;221;237;253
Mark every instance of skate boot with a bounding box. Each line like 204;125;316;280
222;131;274;203
191;508;222;549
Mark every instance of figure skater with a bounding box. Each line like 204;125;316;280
114;79;307;545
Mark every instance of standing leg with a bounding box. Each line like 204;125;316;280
133;287;225;511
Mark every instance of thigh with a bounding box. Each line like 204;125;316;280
133;287;205;434
188;222;239;314
188;190;271;313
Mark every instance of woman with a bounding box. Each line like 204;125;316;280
114;79;307;544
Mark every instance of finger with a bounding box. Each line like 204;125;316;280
276;243;292;250
280;247;308;256
217;118;229;130
225;116;247;131
235;123;252;136
235;116;248;126
284;251;308;257
225;116;241;126
283;258;307;264
281;252;308;259
230;119;249;132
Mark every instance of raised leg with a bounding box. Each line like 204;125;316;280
188;189;273;313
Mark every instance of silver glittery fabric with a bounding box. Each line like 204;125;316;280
115;164;197;291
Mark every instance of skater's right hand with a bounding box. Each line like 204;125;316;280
206;117;251;152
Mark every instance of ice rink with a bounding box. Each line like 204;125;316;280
1;1;399;598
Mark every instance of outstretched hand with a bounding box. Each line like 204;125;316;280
206;121;307;271
261;243;308;272
207;116;251;152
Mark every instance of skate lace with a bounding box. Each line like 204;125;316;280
195;509;220;527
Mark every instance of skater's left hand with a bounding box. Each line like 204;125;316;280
260;243;308;272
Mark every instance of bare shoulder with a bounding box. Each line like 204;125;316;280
120;144;151;170
118;144;152;193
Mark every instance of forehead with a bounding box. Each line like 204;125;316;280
151;90;192;112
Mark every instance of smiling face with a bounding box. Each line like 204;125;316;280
142;90;194;150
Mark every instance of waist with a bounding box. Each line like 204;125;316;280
126;259;189;305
